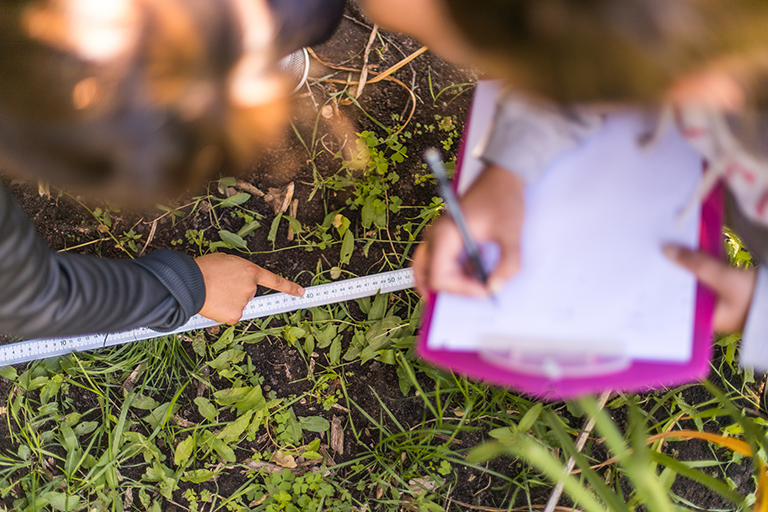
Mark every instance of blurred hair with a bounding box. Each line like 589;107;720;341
0;0;291;199
443;0;768;104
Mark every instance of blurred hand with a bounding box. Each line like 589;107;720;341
664;245;756;333
195;253;304;324
412;164;525;297
666;68;746;112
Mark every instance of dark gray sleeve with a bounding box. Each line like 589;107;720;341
0;184;205;339
479;91;604;183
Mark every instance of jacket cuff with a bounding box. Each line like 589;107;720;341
131;250;206;329
740;266;768;370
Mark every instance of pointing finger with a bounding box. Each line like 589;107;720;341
253;266;305;297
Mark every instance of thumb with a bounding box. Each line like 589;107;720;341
663;245;729;293
664;244;757;333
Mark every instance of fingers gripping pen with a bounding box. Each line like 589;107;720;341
424;147;490;287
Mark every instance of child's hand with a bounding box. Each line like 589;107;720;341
664;245;756;333
195;253;304;324
666;68;746;112
412;164;525;297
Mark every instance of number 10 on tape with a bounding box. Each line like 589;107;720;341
0;268;416;367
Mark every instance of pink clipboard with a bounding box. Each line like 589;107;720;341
417;85;723;401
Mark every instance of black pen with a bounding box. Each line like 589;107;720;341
424;148;491;289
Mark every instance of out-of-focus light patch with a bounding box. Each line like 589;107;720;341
230;58;285;107
228;0;282;106
177;81;217;121
65;0;139;62
25;0;139;63
72;77;101;109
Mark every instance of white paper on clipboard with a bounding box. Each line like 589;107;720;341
426;81;703;371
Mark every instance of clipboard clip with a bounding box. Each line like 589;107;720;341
478;336;630;380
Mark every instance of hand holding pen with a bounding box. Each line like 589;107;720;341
411;154;526;298
423;148;490;286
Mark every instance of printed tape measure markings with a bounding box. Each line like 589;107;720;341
0;268;415;367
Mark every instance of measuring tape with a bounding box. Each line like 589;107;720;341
0;268;415;367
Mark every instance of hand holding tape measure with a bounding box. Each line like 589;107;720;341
2;269;415;367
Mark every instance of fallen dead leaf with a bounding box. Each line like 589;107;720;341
409;477;439;494
173;415;196;428
121;363;144;392
330;415;344;455
271;450;297;469
264;182;295;216
286;198;299;241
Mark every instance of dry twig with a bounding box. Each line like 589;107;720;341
355;24;379;98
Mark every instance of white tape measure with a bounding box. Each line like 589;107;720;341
1;268;415;367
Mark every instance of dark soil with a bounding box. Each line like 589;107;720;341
0;3;762;511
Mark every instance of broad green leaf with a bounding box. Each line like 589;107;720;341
299;416;330;433
122;431;164;463
283;326;307;343
218;410;254;442
211;325;236;352
237;220;261;237
322;209;341;229
143;402;180;430
210;437;236;462
361;196;375;229
218;192;251;208
194;397;218;422
284;215;304;235
130;393;160;410
41;492;80;512
174;435;196;467
59;424;77;453
303;335;315;355
333;214;350;237
489;427;515;440
365;316;404;350
207;348;246;371
315;325;337;349
191;332;207;357
73;421;98;437
0;366;17;381
218;230;248;249
285;408;303;444
63;412;81;426
339;230;354;266
233;386;267;415
368;292;387;321
268;213;283;244
397;364;412;396
182;469;215;484
357;296;371;315
214;387;251;407
517;403;543;433
214;386;266;415
218;177;237;191
329;336;341;365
